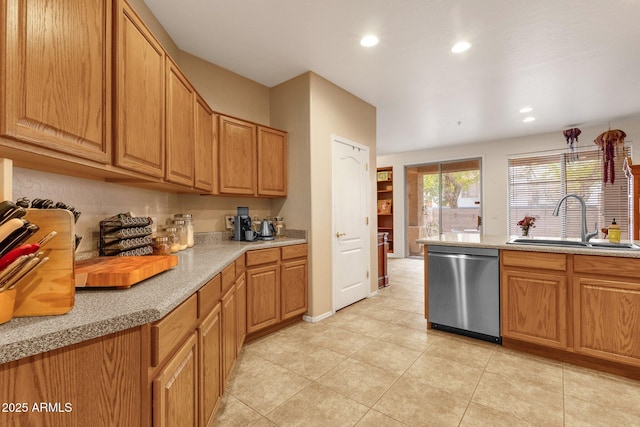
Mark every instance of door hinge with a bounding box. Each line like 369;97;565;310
365;217;369;225
366;163;369;172
366;270;369;279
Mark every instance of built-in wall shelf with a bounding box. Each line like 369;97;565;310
376;167;393;253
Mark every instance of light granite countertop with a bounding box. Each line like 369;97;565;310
417;233;640;258
0;235;306;364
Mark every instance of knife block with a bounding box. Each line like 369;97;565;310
12;209;75;317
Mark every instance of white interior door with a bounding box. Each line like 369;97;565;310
332;136;370;311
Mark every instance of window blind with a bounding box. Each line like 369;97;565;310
508;148;630;239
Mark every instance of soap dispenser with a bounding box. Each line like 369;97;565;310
608;218;621;243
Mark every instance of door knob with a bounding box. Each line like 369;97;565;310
336;232;346;238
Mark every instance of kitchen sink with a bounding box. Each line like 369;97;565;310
507;237;640;250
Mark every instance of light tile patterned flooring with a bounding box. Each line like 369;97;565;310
214;258;640;426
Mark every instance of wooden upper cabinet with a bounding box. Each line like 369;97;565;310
195;96;216;193
1;0;112;163
257;126;288;196
218;115;257;195
114;0;165;178
165;57;195;186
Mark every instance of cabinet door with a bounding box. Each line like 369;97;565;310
281;258;308;320
199;302;222;427
218;116;256;195
195;96;216;193
165;57;195;186
573;276;640;367
114;0;165;177
247;264;280;333
221;285;236;386
257;126;287;196
236;272;247;352
1;0;111;163
153;332;198;427
501;268;568;349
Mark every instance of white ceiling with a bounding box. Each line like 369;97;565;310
144;0;640;156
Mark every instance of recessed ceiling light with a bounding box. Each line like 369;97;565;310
451;41;471;53
523;116;536;123
360;35;379;47
519;106;533;113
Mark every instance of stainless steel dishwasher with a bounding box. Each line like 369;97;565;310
427;245;501;343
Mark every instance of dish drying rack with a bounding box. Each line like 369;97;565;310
99;215;154;256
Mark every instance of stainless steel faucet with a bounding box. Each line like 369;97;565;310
552;194;598;243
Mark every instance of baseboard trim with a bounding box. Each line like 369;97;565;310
303;311;334;323
368;290;379;298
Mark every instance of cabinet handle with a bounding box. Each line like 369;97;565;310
336;232;346;238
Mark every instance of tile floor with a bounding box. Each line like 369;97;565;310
214;257;640;426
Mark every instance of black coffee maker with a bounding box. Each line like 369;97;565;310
233;207;252;241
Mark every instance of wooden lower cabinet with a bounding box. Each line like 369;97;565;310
501;250;640;379
501;250;569;349
0;328;145;427
221;284;237;386
236;272;247;352
198;302;222;427
153;333;198;427
246;245;308;336
281;257;308;320
573;254;640;367
247;263;280;333
501;268;568;349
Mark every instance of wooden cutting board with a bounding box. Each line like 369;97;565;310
75;256;178;289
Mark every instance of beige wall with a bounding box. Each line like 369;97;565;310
269;72;378;318
307;73;377;318
378;115;640;258
177;51;271;125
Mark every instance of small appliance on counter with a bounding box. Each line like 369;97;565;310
259;218;275;240
233;207;254;241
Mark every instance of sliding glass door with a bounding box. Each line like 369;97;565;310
406;158;482;257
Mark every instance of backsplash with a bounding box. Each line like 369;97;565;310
11;168;277;255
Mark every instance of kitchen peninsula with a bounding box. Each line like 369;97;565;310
419;234;640;381
0;235;307;426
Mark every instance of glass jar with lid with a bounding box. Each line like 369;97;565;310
159;225;180;253
167;219;188;250
151;235;171;256
174;213;194;247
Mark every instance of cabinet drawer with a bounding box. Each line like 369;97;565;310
246;248;279;266
501;250;567;271
574;255;640;278
221;263;236;293
235;254;245;275
198;274;221;318
281;244;307;260
151;294;198;367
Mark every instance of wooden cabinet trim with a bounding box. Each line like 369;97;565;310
198;274;221;318
281;244;308;260
151;294;197;367
246;248;280;266
574;254;640;278
501;250;567;271
221;263;236;293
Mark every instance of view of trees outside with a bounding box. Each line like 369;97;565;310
407;160;481;257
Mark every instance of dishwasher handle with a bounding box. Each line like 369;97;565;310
428;252;498;261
